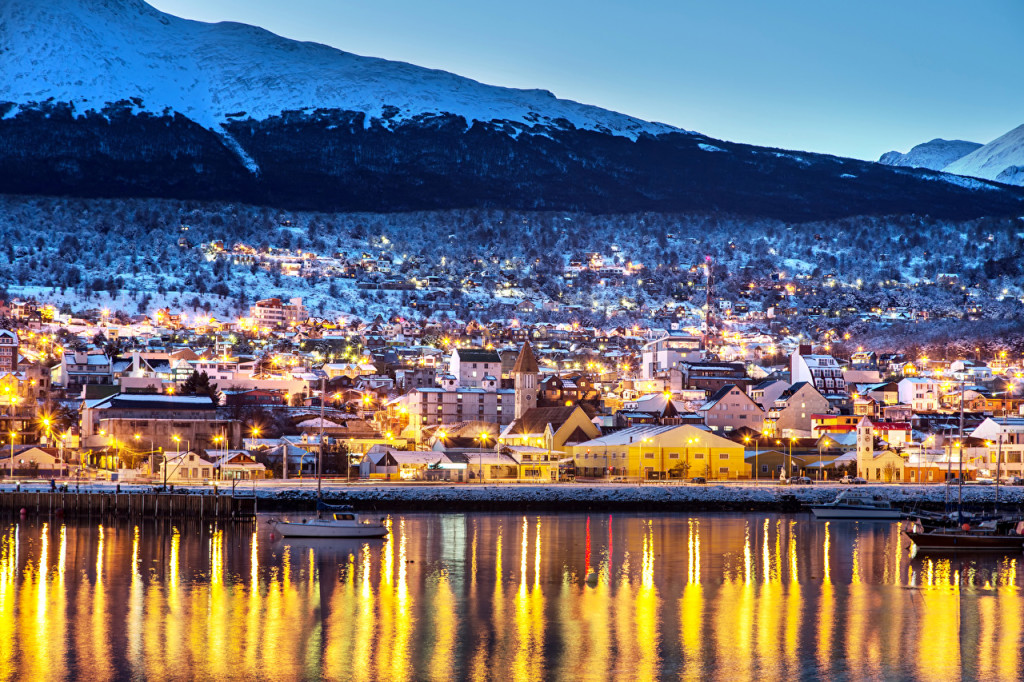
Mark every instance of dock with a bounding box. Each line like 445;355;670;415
0;490;257;520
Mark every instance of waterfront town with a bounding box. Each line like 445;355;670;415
0;291;1020;489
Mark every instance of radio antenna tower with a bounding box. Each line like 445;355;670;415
703;255;718;352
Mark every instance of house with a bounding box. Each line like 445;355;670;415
568;424;747;480
498;405;600;451
0;446;68;478
698;384;765;434
748;379;791;410
897;378;942;412
57;351;113;395
212;451;267;480
764;382;831;438
157;450;217;483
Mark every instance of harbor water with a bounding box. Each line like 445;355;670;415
0;512;1018;680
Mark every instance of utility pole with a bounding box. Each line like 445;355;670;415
958;381;964;523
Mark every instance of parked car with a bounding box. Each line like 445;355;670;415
1007;476;1024;486
841;476;868;484
791;477;813;485
839;475;855;484
690;476;707;484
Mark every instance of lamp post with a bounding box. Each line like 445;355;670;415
816;438;831;481
477;432;490;482
8;430;15;481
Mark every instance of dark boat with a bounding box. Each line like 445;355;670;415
904;519;1024;552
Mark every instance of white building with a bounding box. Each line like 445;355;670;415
249;297;307;328
897;378;942;412
790;345;847;401
640;336;703;380
449;348;502;388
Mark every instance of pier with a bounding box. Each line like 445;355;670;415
0;490;257;520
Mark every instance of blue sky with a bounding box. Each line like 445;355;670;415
149;0;1023;160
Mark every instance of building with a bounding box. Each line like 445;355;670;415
569;424;747;480
400;382;515;441
511;342;539;420
498;405;600;450
765;382;831;438
698;383;765;434
640;336;703;379
249;297;308;328
790;345;847;404
0;330;18;373
81;394;242;453
57;352;113;395
855;417;908;482
897;378;942;413
682;362;752;393
449;348;502;388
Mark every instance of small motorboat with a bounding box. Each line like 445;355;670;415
275;508;389;539
809;490;902;520
904;519;1024;552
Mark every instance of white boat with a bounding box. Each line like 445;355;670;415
809;490;902;520
275;511;389;538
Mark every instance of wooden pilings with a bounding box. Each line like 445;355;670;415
0;491;256;520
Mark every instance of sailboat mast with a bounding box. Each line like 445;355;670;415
958;380;964;522
319;374;325;501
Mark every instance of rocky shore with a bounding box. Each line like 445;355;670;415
253;483;1024;514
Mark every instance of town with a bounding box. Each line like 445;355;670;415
0;290;1020;488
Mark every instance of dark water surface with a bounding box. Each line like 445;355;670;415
0;513;1018;681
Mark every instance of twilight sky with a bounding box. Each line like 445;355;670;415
148;0;1023;160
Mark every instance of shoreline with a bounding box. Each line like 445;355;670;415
4;482;1022;515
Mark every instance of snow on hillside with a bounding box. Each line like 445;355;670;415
0;0;679;144
943;124;1024;186
878;138;981;171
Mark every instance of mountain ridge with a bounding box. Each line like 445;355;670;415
1;0;1023;219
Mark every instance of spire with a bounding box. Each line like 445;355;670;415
512;341;539;374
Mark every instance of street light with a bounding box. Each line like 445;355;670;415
816;438;832;481
477;432;491;481
8;430;15;480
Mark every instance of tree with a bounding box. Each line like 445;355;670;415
180;370;221;403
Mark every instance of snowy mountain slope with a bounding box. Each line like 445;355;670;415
0;0;1023;219
878;138;981;171
942;124;1024;186
0;0;675;140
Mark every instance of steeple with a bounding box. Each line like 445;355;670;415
512;341;539;420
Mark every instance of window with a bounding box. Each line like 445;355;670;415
669;452;679;459
719;467;729;474
694;453;704;459
644;453;654;459
760;464;768;473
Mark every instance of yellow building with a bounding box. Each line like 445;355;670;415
568;424;747;480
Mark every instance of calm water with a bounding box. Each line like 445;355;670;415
0;512;1019;681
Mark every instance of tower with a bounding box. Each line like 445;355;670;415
856;416;874;478
703;255;719;353
512;341;539;420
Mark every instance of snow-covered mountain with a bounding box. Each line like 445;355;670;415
0;0;674;144
878;138;981;171
1;0;1023;219
943;124;1024;187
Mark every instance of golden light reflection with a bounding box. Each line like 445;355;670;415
6;516;1024;679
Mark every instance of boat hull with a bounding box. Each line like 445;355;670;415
275;521;389;539
810;506;902;520
905;531;1024;552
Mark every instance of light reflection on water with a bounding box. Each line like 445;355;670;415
0;513;1021;680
